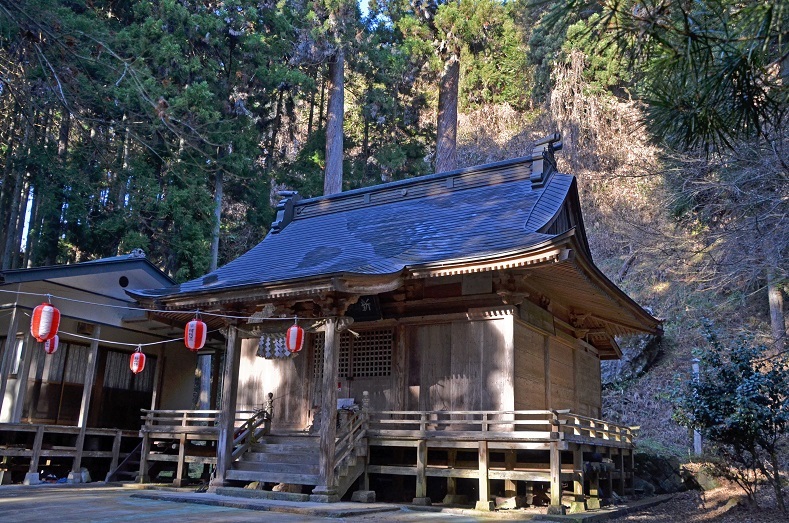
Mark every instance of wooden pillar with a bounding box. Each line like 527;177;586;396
414;439;429;504
569;446;586;513
173;432;188;487
548;441;564;514
588;469;601;509
475;440;494;510
606;448;614;500
543;335;551;408
524;482;534;506
149;344;165;411
0;307;20;418
137;417;151;483
210;325;242;490
442;449;464;504
69;325;100;482
628;450;635;494
23;425;45;484
107;430;122;480
11;332;35;422
617;450;625;496
312;317;340;502
504;450;517;496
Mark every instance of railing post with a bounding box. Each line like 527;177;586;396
419;412;427;432
264;392;274;419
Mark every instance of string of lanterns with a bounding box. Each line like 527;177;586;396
29;302;305;373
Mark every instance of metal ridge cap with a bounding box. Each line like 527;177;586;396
293;154;538;207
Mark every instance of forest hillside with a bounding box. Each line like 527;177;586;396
1;0;786;506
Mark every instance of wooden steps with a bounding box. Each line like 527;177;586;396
226;430;367;500
227;433;322;487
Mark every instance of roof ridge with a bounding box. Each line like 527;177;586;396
297;154;537;207
281;155;539;225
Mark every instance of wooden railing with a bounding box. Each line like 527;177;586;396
231;409;271;461
367;409;634;447
0;423;139;483
334;410;367;474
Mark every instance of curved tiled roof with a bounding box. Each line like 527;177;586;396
130;155;575;300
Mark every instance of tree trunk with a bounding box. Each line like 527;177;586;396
324;49;344;196
435;57;459;174
307;67;318;137
767;268;785;353
210;169;223;272
23;185;40;268
266;88;285;172
0;113;18;254
1;115;33;270
11;178;31;269
319;66;327;130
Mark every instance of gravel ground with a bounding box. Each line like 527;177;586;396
614;485;787;523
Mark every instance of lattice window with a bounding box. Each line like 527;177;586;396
351;329;393;377
312;328;393;383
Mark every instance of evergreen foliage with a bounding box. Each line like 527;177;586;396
670;325;788;513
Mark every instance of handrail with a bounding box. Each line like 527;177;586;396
367;410;634;446
231;409;271;461
333;410;368;476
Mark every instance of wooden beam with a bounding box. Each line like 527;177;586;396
69;325;100;482
210;325;242;489
11;331;35;422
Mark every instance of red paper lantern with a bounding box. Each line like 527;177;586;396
43;335;59;355
285;323;304;353
130;348;146;374
31;303;60;342
184;318;207;352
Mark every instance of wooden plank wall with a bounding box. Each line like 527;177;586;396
513;320;602;414
549;337;575;410
406;318;514;411
575;349;602;417
513;321;545;410
236;338;310;429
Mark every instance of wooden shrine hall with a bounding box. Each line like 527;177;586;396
129;134;661;513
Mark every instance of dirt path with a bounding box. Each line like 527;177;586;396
614;486;786;523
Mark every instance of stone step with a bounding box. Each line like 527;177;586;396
215;486;310;503
226;468;320;485
233;461;320;475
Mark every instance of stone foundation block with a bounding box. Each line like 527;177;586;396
351;490;376;503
